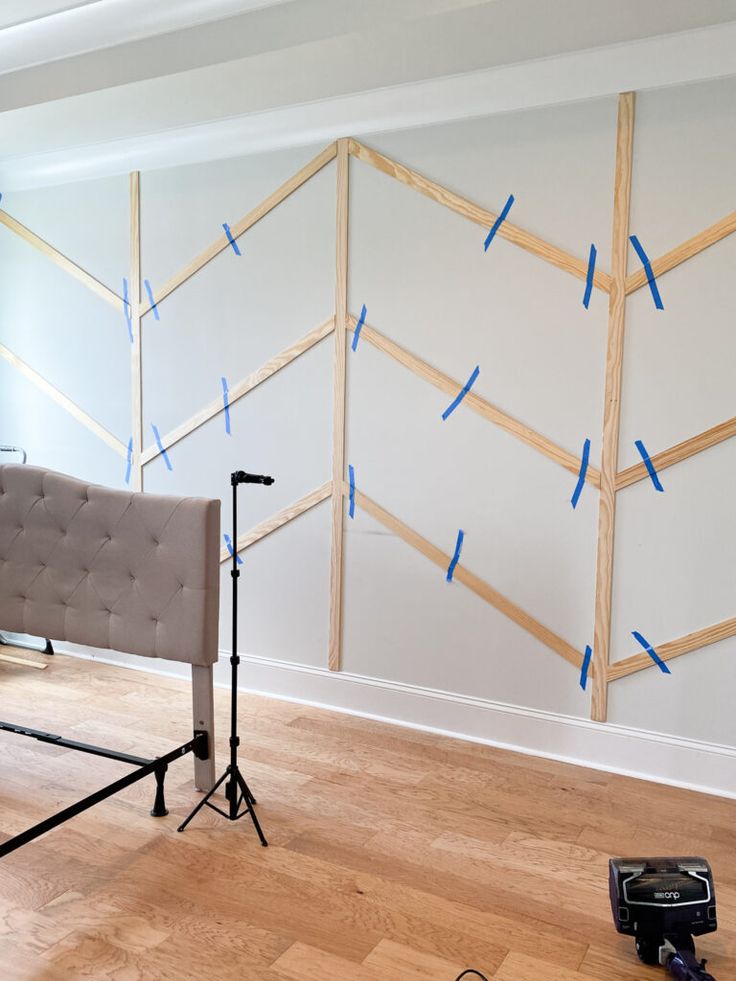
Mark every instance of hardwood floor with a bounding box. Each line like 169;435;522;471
0;651;734;980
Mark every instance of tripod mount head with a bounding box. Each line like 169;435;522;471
231;470;274;486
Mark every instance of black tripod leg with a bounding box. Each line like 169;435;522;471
150;764;169;817
235;770;268;847
177;768;229;833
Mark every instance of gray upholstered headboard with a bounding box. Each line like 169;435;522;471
0;465;220;667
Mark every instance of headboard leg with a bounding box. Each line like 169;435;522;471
191;664;216;790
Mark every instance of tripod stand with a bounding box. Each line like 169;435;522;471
178;469;274;846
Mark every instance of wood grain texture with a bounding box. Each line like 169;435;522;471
346;482;584;669
328;139;349;672
0;342;127;458
616;415;736;489
349;315;601;488
140;142;338;315
140;318;335;465
129;172;143;492
218;482;332;561
608;615;736;681
349;139;612;293
591;93;635;723
0;210;122;309
625;209;736;295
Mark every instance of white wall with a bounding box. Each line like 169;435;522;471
2;76;735;794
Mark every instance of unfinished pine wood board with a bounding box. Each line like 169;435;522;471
0;646;47;670
625;209;736;295
219;482;332;561
129;172;143;492
347;482;584;669
348;139;612;293
0;342;127;458
608;615;736;681
140;318;335;465
349;314;601;488
328;140;349;673
615;414;736;489
140;142;337;315
591;92;635;723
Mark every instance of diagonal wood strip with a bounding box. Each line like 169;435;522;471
220;481;332;561
141;317;334;465
0;210;122;309
616;415;736;490
625;210;736;295
348;315;601;488
348;139;612;294
141;142;338;315
0;342;128;458
608;616;736;681
347;482;585;669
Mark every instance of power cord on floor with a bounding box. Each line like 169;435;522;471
454;971;491;980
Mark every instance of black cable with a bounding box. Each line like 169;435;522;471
454;971;491;981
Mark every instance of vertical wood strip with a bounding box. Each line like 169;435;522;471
591;93;635;722
130;172;143;492
328;140;349;672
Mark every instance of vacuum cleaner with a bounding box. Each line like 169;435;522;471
610;857;717;979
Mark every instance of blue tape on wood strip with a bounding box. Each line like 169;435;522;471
484;194;514;251
632;631;671;674
348;464;356;518
221;376;231;435
223;533;243;565
582;243;597;309
351;304;367;352
442;366;480;421
580;644;593;690
122;278;133;343
124;437;133;485
222;223;242;256
446;529;464;582
571;437;591;510
151;424;173;471
630;235;664;309
143;279;160;320
634;439;664;492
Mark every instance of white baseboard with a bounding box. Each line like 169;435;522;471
54;644;736;801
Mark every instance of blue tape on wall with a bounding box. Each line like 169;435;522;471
143;279;160;320
484;194;514;251
571;437;591;509
351;304;367;352
221;376;231;435
632;631;671;674
442;366;480;421
223;533;243;565
580;644;593;690
629;235;664;309
582;243;597;309
124;437;133;485
348;464;356;518
446;529;465;582
122;278;134;343
634;439;664;492
222;223;242;256
151;424;173;471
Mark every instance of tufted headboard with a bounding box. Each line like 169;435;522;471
0;465;220;667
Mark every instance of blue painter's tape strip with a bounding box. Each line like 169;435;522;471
582;243;597;309
484;194;514;251
632;630;671;674
151;424;173;471
351;304;367;352
571;437;591;510
634;439;664;492
221;376;231;435
122;278;133;343
580;644;593;691
630;235;664;309
124;437;133;486
224;533;243;565
446;528;464;582
144;279;160;320
222;223;242;256
348;464;356;519
442;365;479;421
